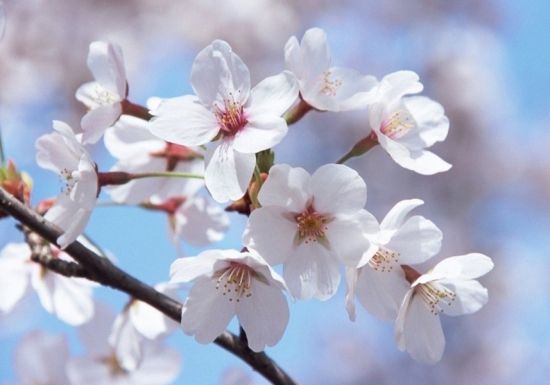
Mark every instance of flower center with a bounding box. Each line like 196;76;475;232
93;84;119;106
368;247;399;272
100;353;128;377
319;70;342;97
294;204;331;245
214;93;248;137
380;110;415;139
215;262;254;302
60;167;79;194
416;282;456;315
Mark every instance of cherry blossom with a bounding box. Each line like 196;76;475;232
345;199;443;321
0;242;95;325
368;71;451;175
67;303;181;385
170;249;289;352
12;330;71;385
244;163;371;300
35;120;98;248
395;253;494;363
76;41;127;144
285;27;377;111
104;114;204;205
148;40;299;203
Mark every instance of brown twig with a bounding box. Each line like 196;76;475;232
0;187;297;385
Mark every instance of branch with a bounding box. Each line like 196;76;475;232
0;187;297;385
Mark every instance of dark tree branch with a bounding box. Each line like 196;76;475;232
0;187;297;385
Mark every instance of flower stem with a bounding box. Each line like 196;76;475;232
121;99;153;121
335;132;379;164
250;166;263;209
97;171;203;187
130;171;204;180
284;98;313;125
0;126;5;165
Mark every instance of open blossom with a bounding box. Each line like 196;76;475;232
170;249;289;352
76;41;127;144
244;163;371;300
0;243;95;325
36;120;98;248
68;303;181;385
395;253;494;363
104;114;204;205
12;330;71;385
285;27;377;111
346;199;443;321
149;40;299;203
368;71;451;175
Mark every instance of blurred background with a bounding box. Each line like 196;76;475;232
0;0;549;384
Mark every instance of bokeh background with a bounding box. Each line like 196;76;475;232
1;0;549;384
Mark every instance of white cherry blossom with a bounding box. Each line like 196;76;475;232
0;242;95;325
285;27;377;111
244;163;371;300
395;253;494;363
35;120;98;248
149;40;299;203
345;199;443;321
104;114;204;205
76;41;127;144
368;71;451;175
68;303;181;385
170;249;289;352
12;330;71;385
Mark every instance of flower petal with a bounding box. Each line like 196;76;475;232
180;277;236;344
87;41;126;97
296;28;331;85
326;217;370;267
169;250;221;283
81;104;122;144
398;96;449;150
246;71;298;117
205;141;255;203
388;215;442;265
344;267;359;321
257;164;310;212
104;115;164;159
377;70;423;105
109;312;143;371
0;243;31;313
149;95;219;146
379;199;424;233
310;164;366;216
75;81;101;109
50;274;94;325
283;242;340;300
427;253;494;281
132;342;181;385
237;279;289;352
191;40;250;106
439;278;489;317
232;115;288;154
244;206;297;265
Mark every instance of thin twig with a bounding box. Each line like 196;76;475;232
0;187;297;385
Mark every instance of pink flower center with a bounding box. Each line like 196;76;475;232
416;282;456;315
294;204;331;245
214;95;248;137
215;262;254;302
380;110;415;139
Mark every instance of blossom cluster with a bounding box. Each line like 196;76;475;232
0;27;494;383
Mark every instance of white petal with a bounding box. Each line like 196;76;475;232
130;302;172;340
81;103;122;144
110;312;143;371
356;265;409;321
283;242;340;300
284;36;303;78
439;279;488;317
75;81;101;109
377;70;423;105
326;217;370;267
169;251;221;283
180;277;236;344
243;206;297;265
78;302;116;356
397;293;445;364
427;253;494;281
379;199;424;233
246;71;298;116
104;115;164;159
237;279;289;352
403;96;449;148
257;164;310;212
87;41;126;96
297;28;331;85
310;164;366;216
132;342;181;385
344;267;358;321
191;40;250;106
388;215;442;265
45;196;93;249
232;115;288;154
173;196;230;246
50;274;94;325
35;130;79;174
205;141;255;203
0;243;31;313
67;357;111;385
149;95;219;146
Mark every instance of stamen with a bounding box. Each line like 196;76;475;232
416;282;456;315
368;247;399;272
93;84;118;105
294;203;331;245
214;91;247;137
319;71;342;97
380;110;415;139
59;168;79;195
214;262;255;302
